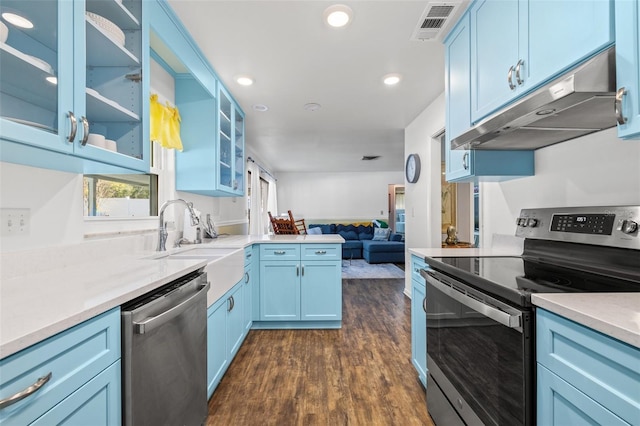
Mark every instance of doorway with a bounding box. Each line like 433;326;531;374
388;184;405;236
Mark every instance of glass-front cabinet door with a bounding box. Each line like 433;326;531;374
0;0;149;173
217;85;244;196
0;0;74;153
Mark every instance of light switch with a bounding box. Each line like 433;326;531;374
1;208;30;236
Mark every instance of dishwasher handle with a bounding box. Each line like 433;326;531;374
133;281;210;334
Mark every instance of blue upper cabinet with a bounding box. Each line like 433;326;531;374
444;10;534;182
216;85;245;196
0;0;150;173
615;0;640;139
470;0;614;124
151;0;245;197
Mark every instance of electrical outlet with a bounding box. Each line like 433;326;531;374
1;208;31;236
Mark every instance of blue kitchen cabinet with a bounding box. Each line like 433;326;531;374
260;259;301;321
0;0;150;174
300;261;342;321
251;244;261;322
151;0;245;196
206;278;246;398
615;0;640;139
470;0;614;123
257;244;342;328
243;246;254;333
215;85;245;196
0;308;121;425
536;309;640;425
410;255;428;388
226;281;245;359
207;295;228;399
31;361;121;426
444;10;534;182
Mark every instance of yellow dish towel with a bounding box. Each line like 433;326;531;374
149;94;183;151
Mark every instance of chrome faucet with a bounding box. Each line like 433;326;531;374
157;199;200;251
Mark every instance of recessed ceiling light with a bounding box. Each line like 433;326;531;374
2;12;33;29
252;104;268;112
324;4;353;28
383;73;402;85
303;103;321;112
235;75;253;86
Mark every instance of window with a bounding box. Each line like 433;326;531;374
84;174;158;217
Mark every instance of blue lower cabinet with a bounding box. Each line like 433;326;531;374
260;260;301;321
207;297;228;398
31;361;121;426
256;243;342;329
536;309;640;425
226;283;245;358
207;279;247;398
300;261;342;321
243;261;253;333
0;308;121;425
537;365;628;426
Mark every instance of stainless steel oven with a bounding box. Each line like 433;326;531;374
422;206;640;426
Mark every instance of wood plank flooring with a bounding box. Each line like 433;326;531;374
206;278;435;426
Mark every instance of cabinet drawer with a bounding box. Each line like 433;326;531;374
411;255;427;284
244;246;254;265
31;360;121;426
536;309;640;424
301;244;341;261
260;244;300;261
0;308;120;425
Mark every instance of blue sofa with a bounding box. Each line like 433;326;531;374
308;223;405;264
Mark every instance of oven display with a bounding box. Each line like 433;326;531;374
550;214;615;235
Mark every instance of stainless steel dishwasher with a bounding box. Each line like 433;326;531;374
121;270;209;426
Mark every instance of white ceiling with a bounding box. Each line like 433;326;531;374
167;1;448;173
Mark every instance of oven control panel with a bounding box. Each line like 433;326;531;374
515;206;640;249
549;213;616;235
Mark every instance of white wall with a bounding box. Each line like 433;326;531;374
479;127;640;247
275;171;404;222
403;92;446;295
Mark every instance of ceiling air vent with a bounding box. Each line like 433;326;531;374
361;155;380;161
411;1;468;41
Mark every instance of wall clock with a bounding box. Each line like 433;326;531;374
405;153;421;183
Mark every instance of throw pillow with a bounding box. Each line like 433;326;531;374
372;228;390;241
390;233;403;242
373;219;389;228
307;227;322;235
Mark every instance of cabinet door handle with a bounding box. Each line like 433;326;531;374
296;265;300;276
616;87;627;125
507;65;516;90
274;250;286;255
315;250;327;255
80;116;90;146
515;59;524;86
245;272;250;283
462;152;469;170
301;265;305;276
0;372;52;409
423;297;427;313
67;111;77;142
228;295;234;312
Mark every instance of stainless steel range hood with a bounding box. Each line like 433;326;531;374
451;47;617;151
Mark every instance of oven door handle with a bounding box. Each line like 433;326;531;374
425;271;522;330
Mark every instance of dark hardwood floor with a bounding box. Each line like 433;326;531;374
206;278;434;426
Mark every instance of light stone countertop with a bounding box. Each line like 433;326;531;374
0;234;344;359
531;293;640;349
409;247;640;350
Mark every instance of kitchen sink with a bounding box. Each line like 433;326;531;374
153;246;244;305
